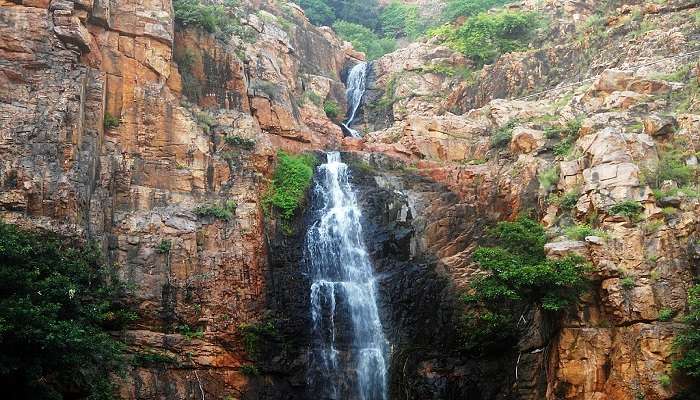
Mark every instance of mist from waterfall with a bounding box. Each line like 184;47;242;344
342;62;369;138
305;152;389;400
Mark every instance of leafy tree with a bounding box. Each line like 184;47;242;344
442;0;512;22
430;10;538;66
461;216;588;351
296;0;336;26
0;223;134;399
379;2;424;39
332;20;396;60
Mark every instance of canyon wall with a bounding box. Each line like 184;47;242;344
1;0;699;399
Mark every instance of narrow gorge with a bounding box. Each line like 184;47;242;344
1;0;699;399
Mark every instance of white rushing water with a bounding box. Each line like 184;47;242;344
342;62;369;138
306;152;388;400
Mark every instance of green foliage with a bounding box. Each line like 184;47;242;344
240;364;261;376
195;111;215;134
620;276;636;290
538;166;560;192
490;119;518;148
250;80;280;100
548;118;582;158
564;223;602;240
442;0;511;22
0;223;133;399
658;308;673;321
549;189;580;211
157;239;172;254
104;113;120;130
656;147;696;187
379;1;425;39
263;151;317;220
193;200;237;220
332;20;396;60
462;217;588;350
300;91;323;107
238;321;278;359
610;200;644;219
133;349;176;366
296;0;336;26
177;324;204;340
323;100;340;120
224;135;256;150
302;0;380;30
659;374;672;387
430;10;539;66
674;285;700;380
173;0;253;40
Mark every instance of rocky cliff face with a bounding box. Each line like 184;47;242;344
1;0;699;399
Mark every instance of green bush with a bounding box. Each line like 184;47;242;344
104;112;120;129
674;285;700;382
240;364;261;376
490;119;518;148
620;276;635;290
658;308;673;321
0;223;133;399
173;0;253;40
195;110;215;134
539;166;560;191
297;0;381;30
263;151;317;220
297;0;336;26
323;100;340;120
429;10;539;66
157;239;172;254
610;200;644;219
442;0;511;22
379;1;425;39
462;217;588;350
238;321;278;359
332;20;396;60
224;135;256;150
193;200;237;220
565;223;601;240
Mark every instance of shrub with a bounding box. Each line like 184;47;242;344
0;223;133;399
332;20;396;60
195;111;215;134
442;0;511;22
658;308;673;321
224;135;256;150
565;223;600;240
157;239;172;254
104;112;120;129
429;10;538;66
323;100;340;120
238;321;278;359
539;166;560;191
462;216;588;350
297;0;336;26
379;1;425;39
673;285;700;381
490;119;518;148
250;80;280;100
240;364;261;376
173;0;253;40
263;151;317;220
610;200;644;219
178;324;204;340
659;374;672;387
620;276;636;290
193;200;237;220
560;189;580;210
133;349;176;366
301;91;323;106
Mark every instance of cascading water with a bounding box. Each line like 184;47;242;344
342;62;369;138
306;152;389;400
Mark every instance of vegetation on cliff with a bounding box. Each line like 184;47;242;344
462;216;588;351
263;151;318;221
0;223;134;399
674;284;700;393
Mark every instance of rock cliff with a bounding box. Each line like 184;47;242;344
1;0;699;399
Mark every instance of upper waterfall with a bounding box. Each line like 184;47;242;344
305;152;389;400
342;62;369;138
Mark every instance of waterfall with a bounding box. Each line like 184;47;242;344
342;62;369;138
306;152;389;400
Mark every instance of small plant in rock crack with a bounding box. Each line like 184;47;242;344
609;200;644;220
104;112;120;129
224;135;256;150
157;239;172;254
193;200;237;220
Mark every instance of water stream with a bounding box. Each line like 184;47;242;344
306;152;389;400
341;62;369;138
